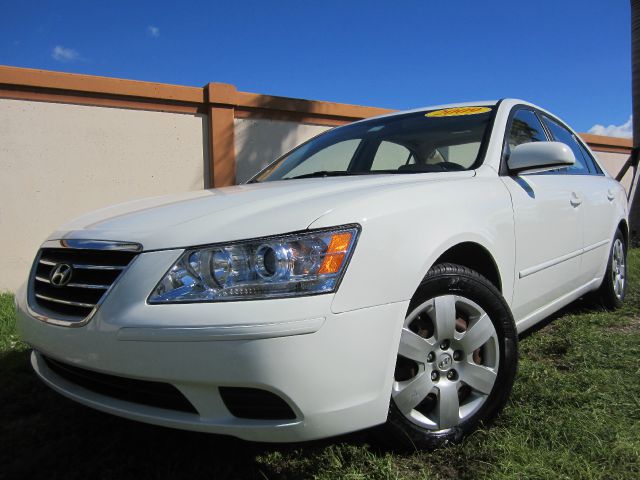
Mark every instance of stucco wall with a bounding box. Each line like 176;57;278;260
0;98;207;292
593;150;632;191
0;95;633;294
234;118;331;183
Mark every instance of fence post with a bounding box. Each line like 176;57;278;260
206;82;237;187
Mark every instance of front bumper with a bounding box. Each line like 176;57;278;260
16;249;407;442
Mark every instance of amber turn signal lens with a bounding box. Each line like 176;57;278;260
318;232;353;274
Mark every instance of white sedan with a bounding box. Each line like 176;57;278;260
16;99;628;449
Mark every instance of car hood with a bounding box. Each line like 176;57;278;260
50;172;474;250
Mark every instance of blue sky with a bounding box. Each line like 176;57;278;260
0;0;632;135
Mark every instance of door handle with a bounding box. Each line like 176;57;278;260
570;192;582;207
607;189;615;201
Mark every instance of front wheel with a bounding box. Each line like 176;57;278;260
381;263;518;449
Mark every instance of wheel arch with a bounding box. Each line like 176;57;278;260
429;241;503;293
618;219;629;247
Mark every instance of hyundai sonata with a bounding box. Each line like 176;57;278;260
16;99;628;448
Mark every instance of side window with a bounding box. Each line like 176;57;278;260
507;109;547;150
283;139;360;178
371;141;414;170
578;142;603;175
541;116;590;175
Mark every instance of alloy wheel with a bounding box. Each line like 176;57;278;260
612;238;626;300
392;295;499;430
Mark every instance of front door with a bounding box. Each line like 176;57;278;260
500;108;583;323
503;174;584;322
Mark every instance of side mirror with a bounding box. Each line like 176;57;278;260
507;141;575;174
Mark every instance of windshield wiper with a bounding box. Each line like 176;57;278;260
285;171;369;180
252;168;451;183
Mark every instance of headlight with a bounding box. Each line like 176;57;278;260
148;225;360;303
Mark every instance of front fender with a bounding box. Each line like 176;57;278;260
309;177;515;314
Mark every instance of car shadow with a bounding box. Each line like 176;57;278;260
517;294;605;341
0;348;373;480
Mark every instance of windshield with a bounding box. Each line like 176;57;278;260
251;106;495;183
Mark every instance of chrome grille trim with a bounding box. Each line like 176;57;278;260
35;275;110;290
41;239;143;252
27;239;141;327
35;293;95;308
39;258;126;271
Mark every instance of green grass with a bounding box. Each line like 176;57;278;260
2;253;640;480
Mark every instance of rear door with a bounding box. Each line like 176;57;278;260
500;108;583;322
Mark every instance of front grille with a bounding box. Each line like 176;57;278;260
42;355;198;414
30;247;138;322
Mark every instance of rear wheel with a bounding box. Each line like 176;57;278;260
382;263;518;449
597;229;627;310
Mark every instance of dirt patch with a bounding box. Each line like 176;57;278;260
607;316;640;334
537;322;558;336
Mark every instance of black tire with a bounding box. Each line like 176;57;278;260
597;229;627;310
378;263;518;450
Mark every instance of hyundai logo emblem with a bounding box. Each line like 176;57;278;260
50;263;73;287
437;354;453;371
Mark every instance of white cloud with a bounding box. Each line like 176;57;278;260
52;45;79;62
147;25;160;37
588;115;633;138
